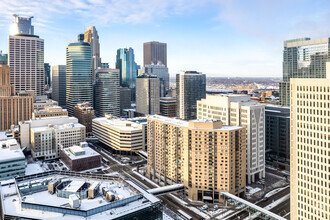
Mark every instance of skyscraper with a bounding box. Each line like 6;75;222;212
136;74;160;115
66;41;93;115
51;65;66;108
147;115;246;202
176;71;206;120
0;65;33;130
94;68;120;117
84;26;101;80
197;94;265;184
44;63;51;86
143;41;167;67
279;37;330;106
9;15;44;96
73;102;94;135
115;48;139;99
290;78;330;220
143;64;169;96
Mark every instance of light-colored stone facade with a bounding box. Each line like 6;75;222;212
290;78;330;220
197;94;265;184
147;115;246;203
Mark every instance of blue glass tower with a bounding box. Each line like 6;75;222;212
66;41;93;115
115;48;139;100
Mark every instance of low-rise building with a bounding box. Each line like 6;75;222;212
60;142;101;171
32;106;68;119
20;116;85;160
33;96;58;110
0;171;162;219
93;114;145;153
147;115;246;203
0;132;25;181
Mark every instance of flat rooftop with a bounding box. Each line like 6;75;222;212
93;117;143;131
62;146;100;160
1;171;161;219
0;139;25;163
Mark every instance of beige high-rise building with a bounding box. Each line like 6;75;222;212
197;94;265;184
9;16;44;96
84;26;101;80
290;78;330;220
136;74;160;115
0;65;33;130
147;115;246;202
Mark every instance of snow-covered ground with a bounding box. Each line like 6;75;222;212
264;185;289;198
264;194;290;210
246;186;262;196
25;162;47;175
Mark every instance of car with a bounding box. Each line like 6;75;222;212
202;204;208;210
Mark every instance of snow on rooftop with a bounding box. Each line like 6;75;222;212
1;172;162;219
63;180;85;192
93;117;143;131
0;139;25;163
148;115;189;127
63;146;100;160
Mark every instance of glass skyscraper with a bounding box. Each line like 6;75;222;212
279;37;330;106
44;63;51;86
176;71;206;120
52;65;66;108
94;68;120;117
115;48;139;100
66;42;93;115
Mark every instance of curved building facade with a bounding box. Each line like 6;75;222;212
66;42;93;115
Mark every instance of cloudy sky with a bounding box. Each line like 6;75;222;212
0;0;329;77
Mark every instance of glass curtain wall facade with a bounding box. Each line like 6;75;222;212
94;68;120;117
52;65;66;108
115;48;138;100
66;42;93;115
176;71;206;120
279;37;330;106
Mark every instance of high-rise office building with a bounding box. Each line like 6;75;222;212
9;15;44;96
44;63;51;86
143;64;169;96
115;48;139;93
279;37;330;106
147;115;246;202
0;65;33;130
73;102;94;135
290;78;330;220
143;41;167;67
197;95;265;184
66;41;93;115
136;74;160;115
0;51;7;65
94;68;120;117
265;105;290;168
51;65;66;108
176;71;206;120
84;26;101;80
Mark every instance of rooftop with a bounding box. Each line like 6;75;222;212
93;117;144;131
1;171;161;219
0;138;25;163
62;145;100;160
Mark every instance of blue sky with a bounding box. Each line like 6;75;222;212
0;0;330;77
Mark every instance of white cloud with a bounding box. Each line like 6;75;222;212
0;0;208;29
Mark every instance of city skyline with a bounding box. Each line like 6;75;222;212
0;0;329;77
